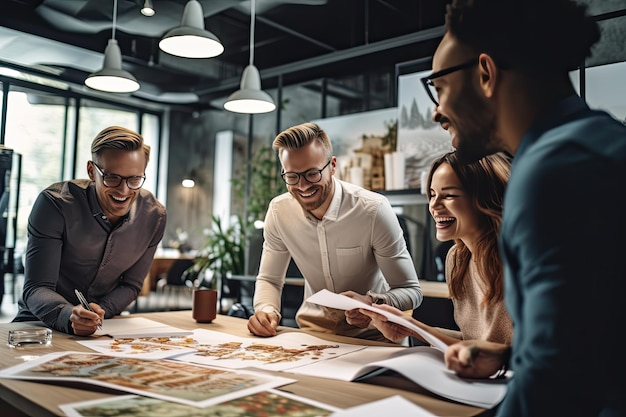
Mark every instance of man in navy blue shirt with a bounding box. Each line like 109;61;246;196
424;1;626;416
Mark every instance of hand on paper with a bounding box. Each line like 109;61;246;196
70;303;104;336
341;291;373;328
247;311;279;337
359;304;414;342
445;340;509;379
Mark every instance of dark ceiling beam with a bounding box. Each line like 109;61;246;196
256;15;336;52
195;25;444;97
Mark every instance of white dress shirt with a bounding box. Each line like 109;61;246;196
254;177;422;339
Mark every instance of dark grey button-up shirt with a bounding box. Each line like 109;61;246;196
13;179;166;333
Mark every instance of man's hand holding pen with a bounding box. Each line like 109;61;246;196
71;289;105;336
444;340;511;379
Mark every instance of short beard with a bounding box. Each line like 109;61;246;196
453;88;503;164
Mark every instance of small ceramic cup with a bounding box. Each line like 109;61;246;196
192;289;218;323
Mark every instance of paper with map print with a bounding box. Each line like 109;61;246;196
60;390;341;417
173;328;367;371
0;351;295;408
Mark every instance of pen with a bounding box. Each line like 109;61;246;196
74;289;103;330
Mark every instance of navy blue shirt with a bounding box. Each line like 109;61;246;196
498;95;626;417
14;179;166;333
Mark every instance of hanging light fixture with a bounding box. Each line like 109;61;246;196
159;0;224;59
224;0;276;114
141;0;155;17
85;0;140;93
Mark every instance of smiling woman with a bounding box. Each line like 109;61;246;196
425;150;512;342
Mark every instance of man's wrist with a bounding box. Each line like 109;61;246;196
366;290;384;305
495;346;512;378
261;307;281;321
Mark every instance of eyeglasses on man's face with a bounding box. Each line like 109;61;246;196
91;161;146;190
281;159;332;185
421;58;477;107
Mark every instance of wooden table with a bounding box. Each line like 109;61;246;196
0;312;485;417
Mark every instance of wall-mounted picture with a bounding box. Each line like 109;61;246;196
314;108;398;191
396;58;454;189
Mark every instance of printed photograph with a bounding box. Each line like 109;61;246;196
0;352;294;408
60;390;340;417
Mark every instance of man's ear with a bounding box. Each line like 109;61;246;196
478;53;498;99
87;160;95;181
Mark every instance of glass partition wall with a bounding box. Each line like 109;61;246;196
0;79;163;255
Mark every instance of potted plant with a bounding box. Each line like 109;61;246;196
185;214;246;312
231;144;283;225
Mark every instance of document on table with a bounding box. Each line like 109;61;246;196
329;395;436;417
60;390;341;417
94;317;193;339
290;345;509;409
305;289;448;351
0;351;295;408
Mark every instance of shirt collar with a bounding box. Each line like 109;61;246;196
323;177;342;221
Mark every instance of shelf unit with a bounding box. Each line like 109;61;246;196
376;189;428;206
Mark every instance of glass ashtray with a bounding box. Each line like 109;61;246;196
8;328;52;348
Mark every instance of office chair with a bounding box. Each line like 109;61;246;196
155;259;196;310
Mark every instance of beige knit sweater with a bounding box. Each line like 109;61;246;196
436;245;513;344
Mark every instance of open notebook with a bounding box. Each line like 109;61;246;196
94;317;193;339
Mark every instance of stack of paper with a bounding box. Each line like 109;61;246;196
95;317;193;338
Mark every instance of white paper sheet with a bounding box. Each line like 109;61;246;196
291;346;509;409
305;289;448;351
174;328;367;371
77;336;198;359
94;317;193;338
0;351;295;408
60;389;341;417
329;395;436;417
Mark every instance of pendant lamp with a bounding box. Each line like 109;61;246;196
224;0;276;114
141;0;155;17
85;0;140;93
159;0;224;59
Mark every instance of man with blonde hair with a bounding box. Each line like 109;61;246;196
247;122;422;341
14;126;166;335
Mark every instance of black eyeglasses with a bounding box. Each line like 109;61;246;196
421;58;477;107
281;159;331;185
91;161;146;190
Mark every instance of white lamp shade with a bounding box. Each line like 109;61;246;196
141;0;155;16
159;0;224;58
85;39;140;93
224;65;276;114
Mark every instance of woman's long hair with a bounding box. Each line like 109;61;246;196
427;151;512;305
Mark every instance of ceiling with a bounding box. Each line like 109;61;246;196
0;0;449;107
